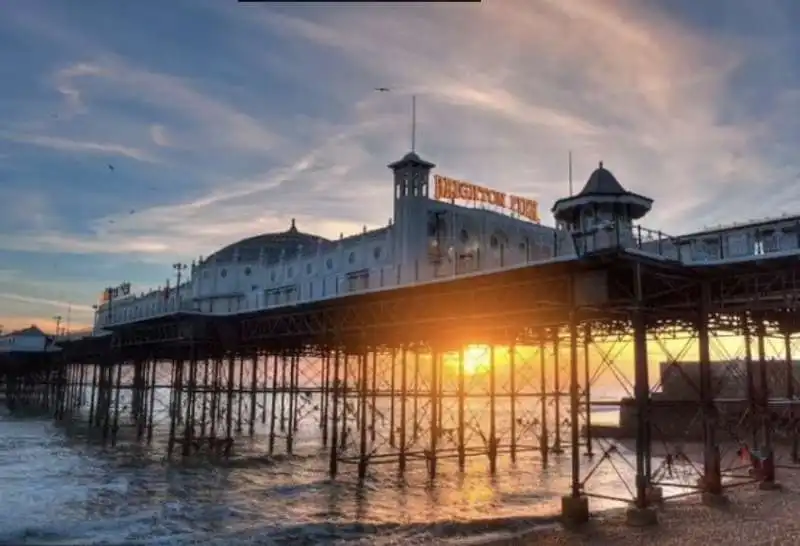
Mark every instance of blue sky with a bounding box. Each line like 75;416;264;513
0;0;799;332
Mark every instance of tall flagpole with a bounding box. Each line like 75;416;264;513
375;88;418;152
411;94;417;153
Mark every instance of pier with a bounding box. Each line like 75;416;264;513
4;244;800;527
3;154;800;529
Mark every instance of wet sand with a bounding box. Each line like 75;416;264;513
466;440;800;546
470;478;800;546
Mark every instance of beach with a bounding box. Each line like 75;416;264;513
472;476;800;545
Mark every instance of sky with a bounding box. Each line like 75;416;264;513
0;0;799;334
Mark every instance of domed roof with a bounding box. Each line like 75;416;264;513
579;162;627;195
551;161;653;221
205;219;333;264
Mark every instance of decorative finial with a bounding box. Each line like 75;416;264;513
599;160;604;169
290;218;296;231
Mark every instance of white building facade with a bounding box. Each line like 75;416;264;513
0;326;53;354
94;151;800;330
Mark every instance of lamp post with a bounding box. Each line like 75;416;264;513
173;262;187;310
53;315;63;337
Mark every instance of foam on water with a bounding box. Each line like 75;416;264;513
0;410;630;545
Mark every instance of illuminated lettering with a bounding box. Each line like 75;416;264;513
509;195;540;223
433;174;539;224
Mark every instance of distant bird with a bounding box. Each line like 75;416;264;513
374;87;390;92
108;164;115;171
129;209;135;214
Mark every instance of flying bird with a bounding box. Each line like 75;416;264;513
374;87;390;92
108;164;114;171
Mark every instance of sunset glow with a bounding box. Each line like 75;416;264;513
442;344;494;376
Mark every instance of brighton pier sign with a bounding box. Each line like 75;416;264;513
433;175;540;223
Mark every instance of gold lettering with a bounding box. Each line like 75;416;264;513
434;175;457;201
458;182;471;201
433;174;539;223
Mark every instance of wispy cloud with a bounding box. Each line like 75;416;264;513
0;292;93;313
2;133;158;162
244;0;797;227
0;115;397;260
50;58;281;154
1;0;799;329
54;61;105;117
149;124;170;147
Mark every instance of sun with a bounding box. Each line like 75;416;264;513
461;345;490;375
442;344;493;377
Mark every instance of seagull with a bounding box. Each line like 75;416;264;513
374;87;390;92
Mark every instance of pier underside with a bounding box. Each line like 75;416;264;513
6;248;800;527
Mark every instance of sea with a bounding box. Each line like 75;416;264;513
0;395;643;545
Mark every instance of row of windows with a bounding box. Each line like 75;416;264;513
430;220;539;252
209;246;384;281
437;228;542;253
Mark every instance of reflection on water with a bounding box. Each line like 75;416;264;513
0;407;631;545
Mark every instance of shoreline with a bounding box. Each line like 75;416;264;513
467;479;800;545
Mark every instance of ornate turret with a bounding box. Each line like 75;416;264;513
551;162;653;253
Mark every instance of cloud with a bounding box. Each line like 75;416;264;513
0;291;95;334
54;62;105;117
2;0;800;330
50;58;281;154
6;0;797;257
0;113;398;261
233;1;797;229
1;133;158;162
149;124;170;147
0;292;94;313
